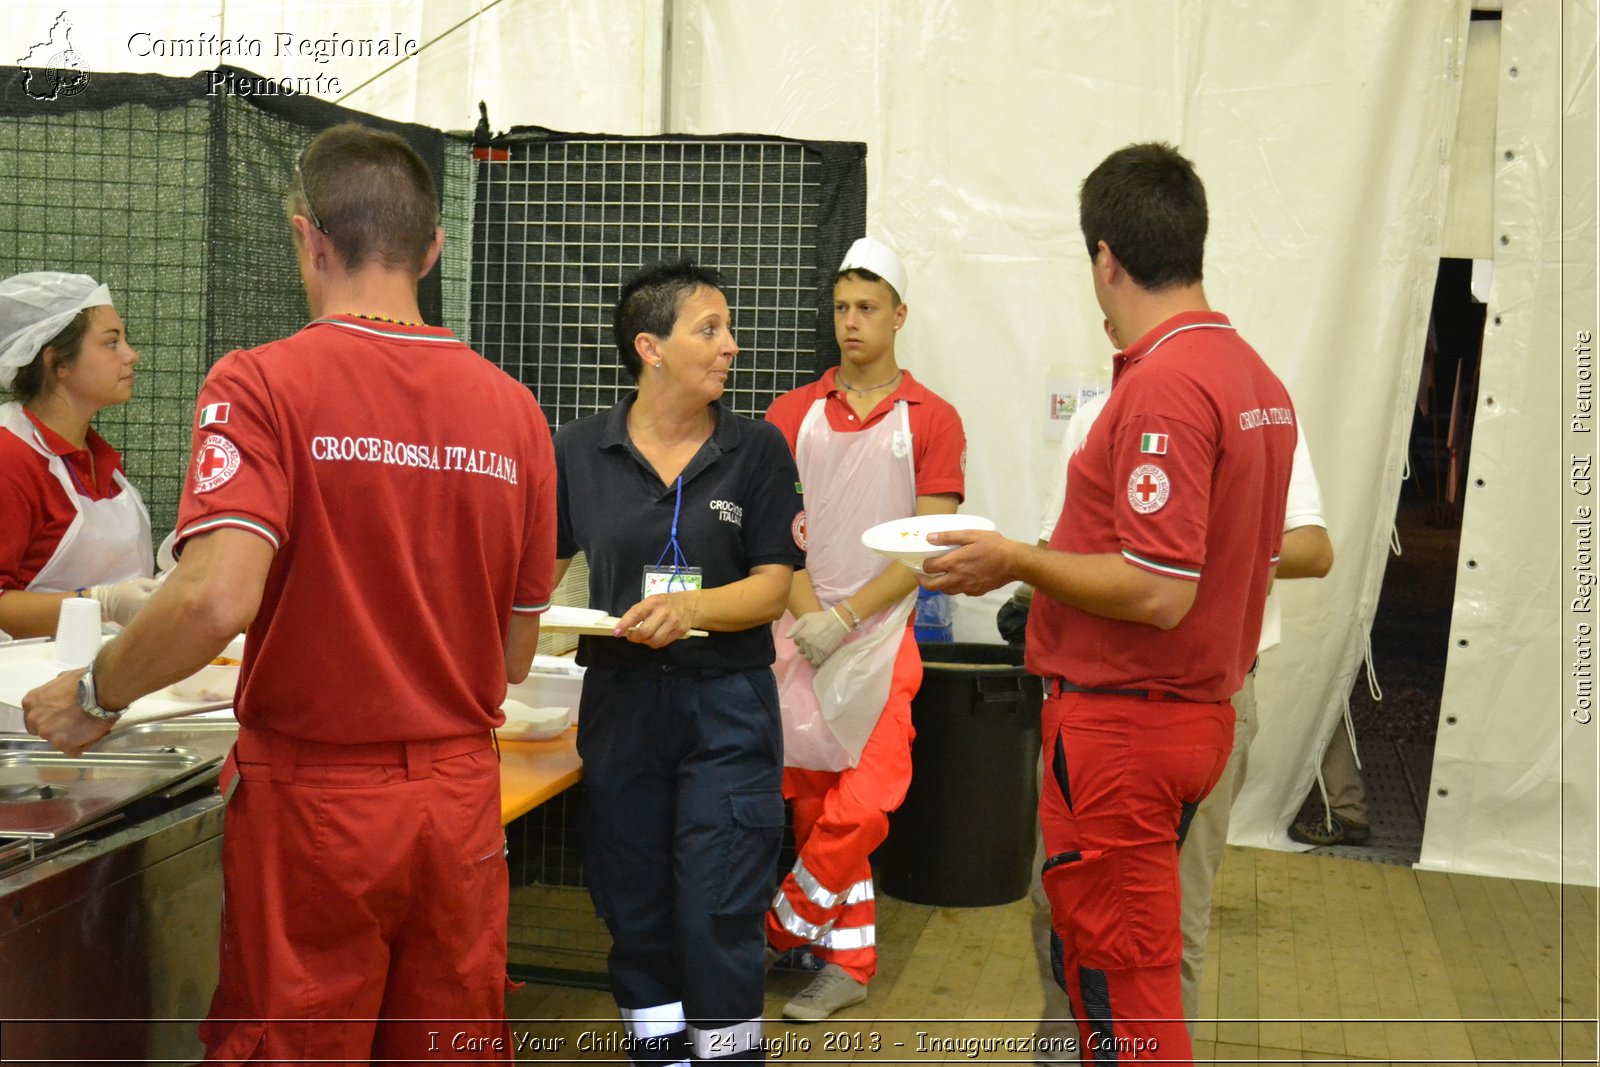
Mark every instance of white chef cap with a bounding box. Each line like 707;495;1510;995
0;272;115;390
837;237;908;302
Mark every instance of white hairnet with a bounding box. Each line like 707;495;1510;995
0;272;114;390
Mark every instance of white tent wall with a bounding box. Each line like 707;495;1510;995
1418;0;1599;886
670;1;1470;859
5;2;662;134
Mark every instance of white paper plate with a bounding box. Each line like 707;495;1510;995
860;514;998;573
541;605;609;628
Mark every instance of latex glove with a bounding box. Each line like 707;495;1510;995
90;578;161;627
786;608;851;667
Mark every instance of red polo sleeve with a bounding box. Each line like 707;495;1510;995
174;352;290;555
513;393;558;614
763;386;813;456
911;394;966;501
1107;377;1216;581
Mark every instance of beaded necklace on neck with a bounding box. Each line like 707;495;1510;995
344;311;423;327
837;369;902;395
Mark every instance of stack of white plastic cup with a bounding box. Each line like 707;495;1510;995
53;596;102;669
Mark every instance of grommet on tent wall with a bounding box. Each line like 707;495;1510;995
1485;395;1495;407
1508;66;1518;77
1499;234;1510;246
1503;149;1515;161
1457;638;1470;648
1493;315;1502;325
1466;559;1478;569
1446;716;1458;725
1475;478;1486;487
1437;787;1449;797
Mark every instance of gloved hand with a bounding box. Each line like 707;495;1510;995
786;607;851;667
90;578;161;627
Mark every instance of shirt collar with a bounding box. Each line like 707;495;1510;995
23;407;111;461
1112;310;1234;383
599;393;743;453
822;364;928;408
308;314;458;342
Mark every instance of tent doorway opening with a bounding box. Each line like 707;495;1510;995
1293;258;1483;864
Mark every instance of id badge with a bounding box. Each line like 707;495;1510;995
643;567;703;597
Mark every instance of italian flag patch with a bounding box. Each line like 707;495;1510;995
199;402;231;428
1139;432;1168;455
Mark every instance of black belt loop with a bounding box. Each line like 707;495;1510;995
1047;677;1188;702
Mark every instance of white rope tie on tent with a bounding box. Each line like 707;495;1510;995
1355;635;1378;770
1391;523;1403;557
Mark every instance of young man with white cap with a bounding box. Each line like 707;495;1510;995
762;237;966;1020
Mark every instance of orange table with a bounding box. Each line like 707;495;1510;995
498;727;583;824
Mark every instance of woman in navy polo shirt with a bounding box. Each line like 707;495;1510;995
553;260;805;1064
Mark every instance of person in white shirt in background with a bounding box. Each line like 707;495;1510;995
1004;321;1333;1060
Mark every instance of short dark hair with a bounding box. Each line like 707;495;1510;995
288;123;440;272
833;267;901;307
1078;142;1207;290
613;260;726;381
10;308;91;404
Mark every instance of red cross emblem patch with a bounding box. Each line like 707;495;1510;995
1127;463;1170;514
791;510;808;551
193;434;241;494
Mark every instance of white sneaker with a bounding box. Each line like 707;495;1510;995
781;963;868;1021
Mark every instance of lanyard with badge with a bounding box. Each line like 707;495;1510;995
642;475;704;597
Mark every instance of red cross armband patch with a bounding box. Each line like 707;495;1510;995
193;434;242;493
1127;464;1170;514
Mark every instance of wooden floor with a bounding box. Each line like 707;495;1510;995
506;846;1599;1065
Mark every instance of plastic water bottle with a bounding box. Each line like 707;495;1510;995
914;587;954;643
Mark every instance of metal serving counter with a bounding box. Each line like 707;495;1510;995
0;729;232;1064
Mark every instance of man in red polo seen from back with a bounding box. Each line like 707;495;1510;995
922;142;1295;1064
24;123;557;1063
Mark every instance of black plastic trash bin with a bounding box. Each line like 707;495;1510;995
875;642;1042;907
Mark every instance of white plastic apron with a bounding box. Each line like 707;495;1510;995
774;397;917;771
1;402;153;596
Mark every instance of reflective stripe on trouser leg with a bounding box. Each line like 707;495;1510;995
816;922;875;951
620;1003;690;1067
622;1003;686;1039
770;891;837;942
792;856;842;908
689;1018;764;1062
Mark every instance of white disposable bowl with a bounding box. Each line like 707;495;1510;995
860;514;998;573
497;698;571;741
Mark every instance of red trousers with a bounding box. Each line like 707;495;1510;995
1038;691;1233;1067
201;728;512;1066
765;627;922;981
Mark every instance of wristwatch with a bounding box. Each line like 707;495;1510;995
77;667;125;723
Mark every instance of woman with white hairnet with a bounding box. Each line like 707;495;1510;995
0;272;157;639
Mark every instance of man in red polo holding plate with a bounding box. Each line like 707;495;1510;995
923;143;1295;1065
